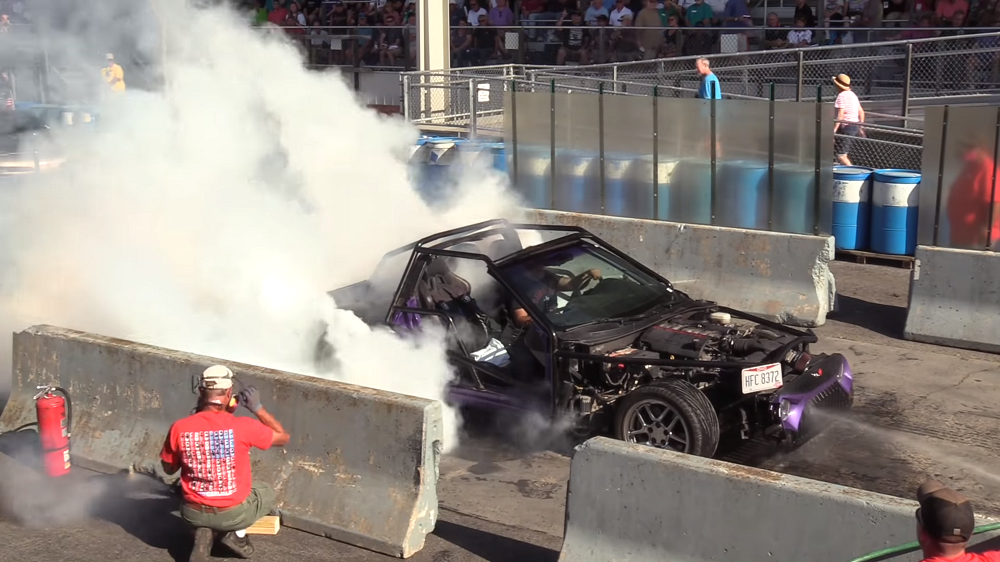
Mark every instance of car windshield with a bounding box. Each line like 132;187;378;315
499;241;677;329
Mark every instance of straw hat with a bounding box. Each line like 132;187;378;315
833;74;851;90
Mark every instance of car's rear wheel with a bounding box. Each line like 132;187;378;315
613;380;721;458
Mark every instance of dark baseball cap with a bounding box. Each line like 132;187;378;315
917;480;975;543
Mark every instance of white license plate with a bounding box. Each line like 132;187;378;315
741;363;784;394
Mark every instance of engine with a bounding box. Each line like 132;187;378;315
561;308;815;424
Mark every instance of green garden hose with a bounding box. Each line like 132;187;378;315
849;522;1000;562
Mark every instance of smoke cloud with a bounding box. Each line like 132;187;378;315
0;0;524;453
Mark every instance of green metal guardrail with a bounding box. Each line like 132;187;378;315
848;522;1000;562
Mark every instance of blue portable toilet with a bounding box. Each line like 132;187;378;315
771;164;817;234
831;165;874;250
554;149;600;214
870;169;921;256
718;160;769;229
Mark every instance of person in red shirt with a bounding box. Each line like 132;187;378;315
160;365;291;562
946;138;1000;250
916;479;1000;561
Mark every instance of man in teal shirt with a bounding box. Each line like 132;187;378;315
695;57;722;99
684;0;714;26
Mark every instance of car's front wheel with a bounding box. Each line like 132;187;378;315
612;380;721;458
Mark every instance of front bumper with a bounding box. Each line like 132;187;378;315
768;353;854;441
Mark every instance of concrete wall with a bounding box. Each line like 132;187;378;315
0;325;443;558
559;437;1000;562
904;245;1000;354
522;209;836;327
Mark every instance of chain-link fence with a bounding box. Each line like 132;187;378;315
835;121;924;170
402;30;1000;172
404;29;1000;113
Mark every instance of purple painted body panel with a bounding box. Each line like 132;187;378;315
772;355;854;434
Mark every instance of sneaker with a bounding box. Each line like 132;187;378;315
220;532;254;558
189;527;213;562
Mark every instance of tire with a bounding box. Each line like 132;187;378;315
612;379;721;458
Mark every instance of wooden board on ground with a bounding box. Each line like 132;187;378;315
246;515;280;535
835;248;915;270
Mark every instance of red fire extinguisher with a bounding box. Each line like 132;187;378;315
33;385;72;478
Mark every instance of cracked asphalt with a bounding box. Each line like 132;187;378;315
3;259;1000;562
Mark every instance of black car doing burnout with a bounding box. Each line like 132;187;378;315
317;220;854;458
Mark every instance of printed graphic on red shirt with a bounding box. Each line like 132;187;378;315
160;412;273;508
180;429;238;498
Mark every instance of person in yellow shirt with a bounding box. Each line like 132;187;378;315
101;53;125;93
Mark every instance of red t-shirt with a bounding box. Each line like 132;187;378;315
160;411;273;508
922;552;1000;562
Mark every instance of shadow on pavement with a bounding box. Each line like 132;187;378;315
88;474;191;562
433;518;559;562
829;294;907;339
0;431;192;562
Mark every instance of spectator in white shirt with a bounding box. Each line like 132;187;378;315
608;0;633;25
466;0;488;25
786;15;812;46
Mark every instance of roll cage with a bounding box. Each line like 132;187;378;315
376;219;820;417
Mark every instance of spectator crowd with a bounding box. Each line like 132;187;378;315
247;0;1000;67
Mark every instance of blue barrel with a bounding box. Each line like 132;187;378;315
486;142;507;173
420;138;464;202
831;166;874;250
718;160;769;229
871;169;921;256
515;145;552;209
669;158;713;225
554;150;600;214
604;154;640;218
772;164;817;234
626;156;677;220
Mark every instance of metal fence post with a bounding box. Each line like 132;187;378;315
599;82;606;215
796;50;804;102
768;82;775;231
402;74;411;121
902;42;913;123
469;78;478;139
988;107;1000;251
612;64;619;94
932;106;949;246
653;85;660;221
511;79;519;188
710;81;717;226
813;85;822;235
550;79;557;210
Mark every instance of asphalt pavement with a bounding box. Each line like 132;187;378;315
3;259;1000;562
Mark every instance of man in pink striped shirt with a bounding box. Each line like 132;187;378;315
832;73;865;166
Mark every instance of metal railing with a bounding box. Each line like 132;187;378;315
401;30;1000;173
456;81;840;236
402;29;1000;121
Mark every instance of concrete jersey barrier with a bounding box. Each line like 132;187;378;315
904;245;1000;354
0;325;443;558
521;209;837;327
559;437;1000;562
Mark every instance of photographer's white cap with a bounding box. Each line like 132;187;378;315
201;365;234;390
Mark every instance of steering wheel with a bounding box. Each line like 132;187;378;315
570;271;599;300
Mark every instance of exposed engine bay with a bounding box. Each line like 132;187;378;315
562;306;817;418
